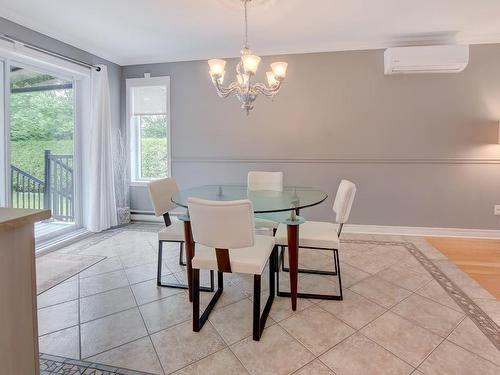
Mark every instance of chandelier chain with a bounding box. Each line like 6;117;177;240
244;0;249;49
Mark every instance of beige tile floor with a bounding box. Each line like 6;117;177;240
36;224;500;375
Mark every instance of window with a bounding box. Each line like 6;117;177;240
126;76;170;184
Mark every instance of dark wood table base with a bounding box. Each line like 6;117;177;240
286;224;299;311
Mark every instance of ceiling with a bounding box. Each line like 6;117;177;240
2;0;500;66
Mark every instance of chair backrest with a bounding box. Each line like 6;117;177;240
247;171;283;192
333;179;357;224
188;198;255;249
147;177;179;216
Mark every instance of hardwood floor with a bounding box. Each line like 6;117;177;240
427;237;500;300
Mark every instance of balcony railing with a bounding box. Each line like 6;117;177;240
10;150;74;222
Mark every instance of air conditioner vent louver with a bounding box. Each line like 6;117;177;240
384;45;469;75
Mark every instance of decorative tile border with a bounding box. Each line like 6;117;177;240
70;229;122;253
40;354;154;375
345;238;500;350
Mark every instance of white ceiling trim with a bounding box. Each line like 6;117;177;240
117;34;500;66
2;0;500;66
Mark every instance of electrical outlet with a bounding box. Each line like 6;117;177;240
495;205;500;216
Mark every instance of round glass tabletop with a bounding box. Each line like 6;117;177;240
172;185;328;214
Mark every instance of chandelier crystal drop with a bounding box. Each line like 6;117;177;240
208;0;288;114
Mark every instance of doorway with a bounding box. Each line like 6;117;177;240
2;61;80;241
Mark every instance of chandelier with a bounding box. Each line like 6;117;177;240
208;0;288;114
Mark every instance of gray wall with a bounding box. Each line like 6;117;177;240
2;17;499;229
0;17;127;211
123;45;500;230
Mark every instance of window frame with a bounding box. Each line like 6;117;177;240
126;76;171;186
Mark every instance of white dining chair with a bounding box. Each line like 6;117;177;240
148;177;214;291
247;171;283;233
188;197;277;341
275;179;357;300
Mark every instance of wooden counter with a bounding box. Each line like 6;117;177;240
0;208;51;375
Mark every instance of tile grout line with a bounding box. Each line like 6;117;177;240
312;302;418;370
317;290;417;365
170;346;241;375
77;275;82;360
128;269;167;375
412;279;465;313
387;293;466;336
444;335;500;369
37;255;107;296
412;314;468;371
346;238;500;349
81;334;151;363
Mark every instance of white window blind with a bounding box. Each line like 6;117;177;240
131;85;167;115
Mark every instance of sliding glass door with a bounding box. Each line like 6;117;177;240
2;61;79;240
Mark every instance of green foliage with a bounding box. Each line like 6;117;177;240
10;89;74;141
11;140;73;180
141;115;167;138
141;138;168;178
11;72;55;89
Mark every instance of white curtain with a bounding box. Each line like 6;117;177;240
85;65;118;232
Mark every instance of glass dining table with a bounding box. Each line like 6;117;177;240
172;185;328;311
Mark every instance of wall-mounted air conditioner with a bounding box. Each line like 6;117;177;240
384;45;469;75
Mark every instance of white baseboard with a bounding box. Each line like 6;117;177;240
131;211;185;223
131;213;163;222
130;212;500;239
343;224;500;239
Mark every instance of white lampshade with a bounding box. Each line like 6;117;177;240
266;71;278;87
270;62;288;79
131;86;167;115
242;54;261;75
208;59;226;78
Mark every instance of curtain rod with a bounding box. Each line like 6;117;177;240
0;35;101;71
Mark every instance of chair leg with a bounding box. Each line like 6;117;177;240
193;270;224;333
193;269;200;332
157;241;215;292
179;242;186;266
157;241;163;285
280;246;338;276
335;249;343;300
253;275;261;341
252;246;277;341
277;247;343;301
270;246;277;297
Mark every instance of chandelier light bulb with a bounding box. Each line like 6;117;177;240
270;62;288;80
266;71;278;87
208;59;226;78
242;54;261;75
218;70;225;85
237;73;249;85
